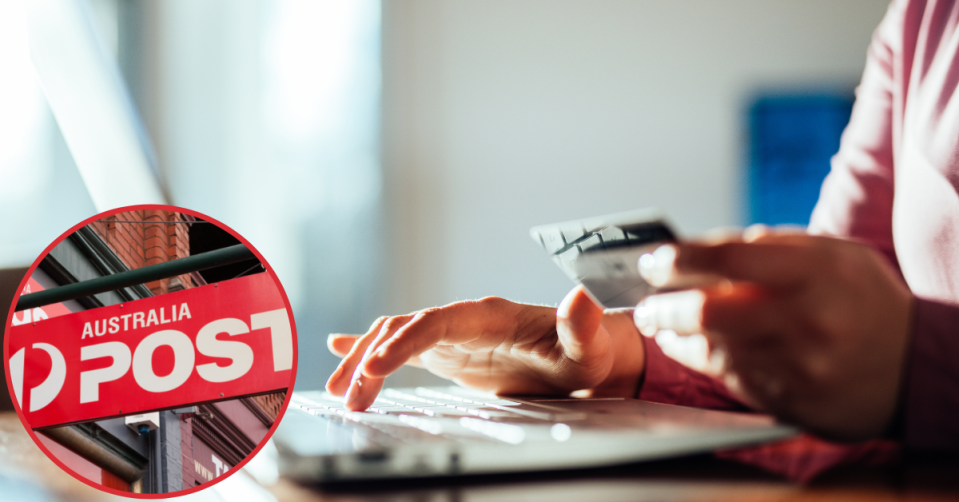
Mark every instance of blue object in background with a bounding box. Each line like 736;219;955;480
747;94;854;226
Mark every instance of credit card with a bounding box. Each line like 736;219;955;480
530;208;678;309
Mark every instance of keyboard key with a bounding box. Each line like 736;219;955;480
577;234;604;253
599;226;628;248
536;229;567;254
561;224;586;244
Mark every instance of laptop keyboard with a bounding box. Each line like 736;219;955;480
292;387;572;446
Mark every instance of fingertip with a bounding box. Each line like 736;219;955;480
557;286;577;319
344;397;374;412
638;244;678;286
324;379;339;395
344;377;383;411
328;334;359;357
557;285;600;321
632;302;656;337
556;285;604;350
344;377;361;408
325;366;348;395
633;290;705;336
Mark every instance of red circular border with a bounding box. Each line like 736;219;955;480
2;204;299;498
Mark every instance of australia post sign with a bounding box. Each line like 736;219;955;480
6;272;293;429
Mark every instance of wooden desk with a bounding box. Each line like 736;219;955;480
2;412;957;501
266;452;959;502
0;412;114;502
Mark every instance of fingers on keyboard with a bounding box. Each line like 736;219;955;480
328;316;400;395
344;373;385;411
345;317;417;409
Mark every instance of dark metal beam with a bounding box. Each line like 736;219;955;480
41;426;144;483
72;226;154;301
16;244;256;311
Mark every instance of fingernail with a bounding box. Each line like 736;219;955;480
638;244;677;287
633;290;705;337
327;334;344;353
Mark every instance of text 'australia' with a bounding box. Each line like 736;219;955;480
81;303;192;340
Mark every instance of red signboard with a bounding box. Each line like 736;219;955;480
6;272;293;429
10;277;74;324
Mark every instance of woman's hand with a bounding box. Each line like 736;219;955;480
634;231;914;441
326;285;645;411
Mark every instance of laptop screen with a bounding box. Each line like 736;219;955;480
25;0;167;211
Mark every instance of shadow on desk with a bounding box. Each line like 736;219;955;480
276;435;959;502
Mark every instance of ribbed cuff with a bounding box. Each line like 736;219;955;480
901;297;959;450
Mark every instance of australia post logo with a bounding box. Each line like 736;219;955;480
5;272;294;429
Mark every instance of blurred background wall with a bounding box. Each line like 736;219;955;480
0;0;890;390
381;0;888;315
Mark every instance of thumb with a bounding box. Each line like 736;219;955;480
556;285;606;362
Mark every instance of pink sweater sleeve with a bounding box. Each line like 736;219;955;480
807;0;901;266
809;0;959;450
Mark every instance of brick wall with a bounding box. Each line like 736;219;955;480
90;210;145;270
251;392;287;421
90;210;195;295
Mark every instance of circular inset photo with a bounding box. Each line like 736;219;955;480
3;205;297;497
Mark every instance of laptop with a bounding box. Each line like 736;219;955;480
274;386;795;483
